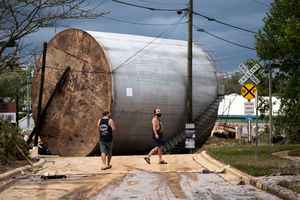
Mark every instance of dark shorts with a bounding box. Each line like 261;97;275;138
153;137;165;147
100;141;113;155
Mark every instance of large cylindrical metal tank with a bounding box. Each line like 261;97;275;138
32;28;218;156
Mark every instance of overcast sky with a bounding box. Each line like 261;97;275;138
25;0;273;72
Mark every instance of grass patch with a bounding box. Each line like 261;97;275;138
206;143;300;176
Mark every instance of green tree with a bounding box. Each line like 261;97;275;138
255;0;300;143
223;72;241;95
0;70;25;98
0;66;33;122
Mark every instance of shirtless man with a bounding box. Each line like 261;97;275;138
144;108;167;164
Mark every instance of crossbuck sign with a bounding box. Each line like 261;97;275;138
238;63;261;85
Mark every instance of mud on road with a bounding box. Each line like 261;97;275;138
0;154;282;200
94;170;280;200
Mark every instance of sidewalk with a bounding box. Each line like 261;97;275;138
273;150;300;162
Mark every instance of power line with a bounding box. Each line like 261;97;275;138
42;16;185;75
252;0;270;7
213;55;252;62
195;26;256;51
200;30;256;50
138;0;186;6
112;15;185;72
111;0;186;12
112;0;257;34
95;0;110;8
193;11;257;34
100;15;187;26
45;65;108;74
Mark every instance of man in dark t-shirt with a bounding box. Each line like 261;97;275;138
98;111;116;170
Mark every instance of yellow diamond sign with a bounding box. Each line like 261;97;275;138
241;83;256;101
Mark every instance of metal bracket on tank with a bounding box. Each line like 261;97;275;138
27;67;71;145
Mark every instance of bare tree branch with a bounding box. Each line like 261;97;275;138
0;0;107;71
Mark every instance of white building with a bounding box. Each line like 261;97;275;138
213;94;281;142
18;113;35;131
218;93;280;117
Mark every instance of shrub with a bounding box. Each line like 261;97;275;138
0;120;29;164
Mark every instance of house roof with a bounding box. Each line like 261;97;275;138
0;102;16;113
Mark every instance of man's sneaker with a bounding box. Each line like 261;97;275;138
144;156;151;164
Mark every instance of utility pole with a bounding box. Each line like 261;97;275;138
26;66;30;129
34;42;47;147
16;93;19;128
255;89;258;160
184;0;195;152
187;0;193;123
268;64;273;146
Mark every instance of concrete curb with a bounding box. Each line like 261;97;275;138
199;151;299;200
201;151;252;182
0;159;46;182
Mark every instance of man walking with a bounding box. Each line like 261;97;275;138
98;111;116;170
144;108;167;164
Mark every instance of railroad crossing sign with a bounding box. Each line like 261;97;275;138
241;83;256;101
238;63;261;85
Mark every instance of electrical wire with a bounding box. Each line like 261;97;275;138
252;0;270;7
194;26;256;51
33;16;185;77
111;0;186;12
138;0;187;6
41;18;185;75
41;15;184;76
212;55;251;62
193;11;257;34
204;31;256;50
111;0;257;34
100;15;187;26
95;0;110;8
111;15;185;73
45;65;109;74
